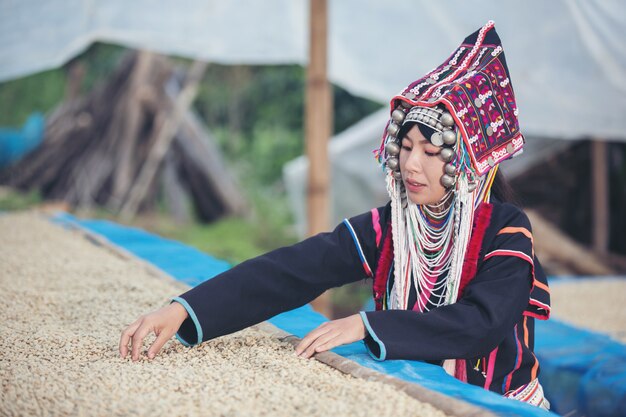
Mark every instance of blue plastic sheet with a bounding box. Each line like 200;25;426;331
0;113;45;168
536;277;626;417
54;212;557;417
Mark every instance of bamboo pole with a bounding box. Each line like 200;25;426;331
592;139;609;255
306;0;333;317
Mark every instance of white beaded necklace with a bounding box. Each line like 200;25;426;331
387;173;482;311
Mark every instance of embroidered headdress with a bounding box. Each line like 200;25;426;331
374;21;524;312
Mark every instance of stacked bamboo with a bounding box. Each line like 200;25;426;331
0;51;246;222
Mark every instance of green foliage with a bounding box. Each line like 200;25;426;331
0;187;42;211
0;69;65;126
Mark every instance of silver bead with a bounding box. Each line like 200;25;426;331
385;141;400;156
405;92;416;100
393;170;403;180
488;156;495;167
387;122;400;137
392;109;405;123
428;117;437;127
386;157;399;170
442;130;457;145
474;98;482;108
440;174;456;188
440;147;456;162
486;126;494;136
441;112;454;127
430;132;443;146
401;100;412;108
445;163;456;176
468;182;478;192
436;122;443;130
417;113;424;121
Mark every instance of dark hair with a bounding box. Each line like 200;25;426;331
491;169;520;206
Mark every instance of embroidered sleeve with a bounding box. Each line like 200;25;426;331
482;206;550;320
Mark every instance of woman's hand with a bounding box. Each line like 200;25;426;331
119;302;189;361
295;314;366;359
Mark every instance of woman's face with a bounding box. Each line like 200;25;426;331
399;124;448;205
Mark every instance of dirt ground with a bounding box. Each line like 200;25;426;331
0;212;450;417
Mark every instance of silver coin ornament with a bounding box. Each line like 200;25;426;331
393;170;403;180
387;122;400;137
430;132;443;146
442;130;457;145
386;157;399;170
441;174;456;188
385;141;400;156
391;109;406;123
440;147;456;162
444;163;456;176
441;112;454;127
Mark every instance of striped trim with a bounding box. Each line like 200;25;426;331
484;249;533;265
370;208;382;247
533;279;550;294
483;346;499;390
171;297;203;346
359;311;387;361
529;298;551;312
503;324;523;393
497;226;535;257
343;219;373;277
498;226;532;241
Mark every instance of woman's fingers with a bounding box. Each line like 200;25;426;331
119;319;142;359
130;322;153;361
301;331;339;358
294;324;330;356
147;328;174;359
296;315;367;359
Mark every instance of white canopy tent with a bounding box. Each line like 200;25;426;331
1;0;625;140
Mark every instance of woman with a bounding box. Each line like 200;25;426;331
120;21;551;409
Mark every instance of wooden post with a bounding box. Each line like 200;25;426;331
119;60;207;221
592;139;609;255
306;0;333;317
110;51;154;209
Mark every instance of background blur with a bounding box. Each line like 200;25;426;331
1;0;625;318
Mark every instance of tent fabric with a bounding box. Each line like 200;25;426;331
52;212;556;417
1;0;625;141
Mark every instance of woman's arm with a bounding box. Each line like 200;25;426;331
119;207;385;360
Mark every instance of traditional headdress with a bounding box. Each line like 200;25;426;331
375;21;524;312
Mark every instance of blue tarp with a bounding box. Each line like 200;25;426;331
535;277;626;417
53;212;561;416
0;113;45;168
